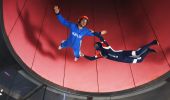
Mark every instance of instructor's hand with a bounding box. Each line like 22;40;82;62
54;6;60;14
101;30;107;35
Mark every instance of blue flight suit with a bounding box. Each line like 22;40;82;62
56;13;94;58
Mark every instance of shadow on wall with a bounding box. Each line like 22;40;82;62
15;0;76;61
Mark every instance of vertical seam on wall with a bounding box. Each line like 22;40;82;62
63;0;72;87
92;0;100;92
47;0;68;88
31;2;50;69
140;0;170;68
113;0;136;87
8;0;28;37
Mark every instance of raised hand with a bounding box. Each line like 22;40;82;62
54;5;60;14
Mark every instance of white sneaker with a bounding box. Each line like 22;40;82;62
58;45;63;50
74;57;79;61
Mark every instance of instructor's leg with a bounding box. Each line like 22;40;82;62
136;49;154;63
134;40;158;56
125;48;155;63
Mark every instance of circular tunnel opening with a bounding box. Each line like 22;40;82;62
2;0;170;94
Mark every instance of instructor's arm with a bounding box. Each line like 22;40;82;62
80;52;99;61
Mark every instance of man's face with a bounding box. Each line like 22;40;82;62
79;18;88;27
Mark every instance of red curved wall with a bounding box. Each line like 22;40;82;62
3;0;170;92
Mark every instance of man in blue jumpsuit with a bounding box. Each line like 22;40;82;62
54;6;106;61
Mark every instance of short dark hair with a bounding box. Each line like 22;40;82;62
94;42;102;50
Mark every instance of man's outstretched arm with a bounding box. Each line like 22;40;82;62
54;6;72;28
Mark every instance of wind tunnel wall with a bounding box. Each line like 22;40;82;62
2;0;170;93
